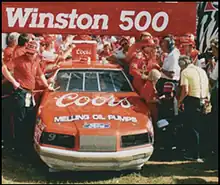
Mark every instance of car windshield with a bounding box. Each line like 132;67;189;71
53;69;133;92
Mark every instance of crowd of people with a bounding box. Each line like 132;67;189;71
1;31;218;162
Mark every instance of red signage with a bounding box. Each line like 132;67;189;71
2;2;196;36
72;41;97;61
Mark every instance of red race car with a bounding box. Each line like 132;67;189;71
34;62;154;171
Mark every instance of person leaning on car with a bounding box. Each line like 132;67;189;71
2;40;54;154
177;55;209;162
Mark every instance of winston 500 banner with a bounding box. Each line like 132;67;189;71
2;2;196;36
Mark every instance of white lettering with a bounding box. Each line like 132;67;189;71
119;10;169;32
76;49;92;55
6;7;33;27
55;13;69;29
134;11;151;31
119;10;135;31
56;93;132;108
68;9;78;29
152;12;169;32
5;8;169;32
29;8;39;28
77;14;93;30
54;114;90;123
91;14;109;30
37;13;54;28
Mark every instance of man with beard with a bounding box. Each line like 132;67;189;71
129;38;160;94
2;41;54;155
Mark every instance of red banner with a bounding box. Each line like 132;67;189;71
2;2;196;36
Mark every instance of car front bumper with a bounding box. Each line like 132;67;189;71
34;144;154;171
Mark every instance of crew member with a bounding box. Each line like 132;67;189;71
156;35;180;97
178;55;209;162
126;32;153;64
130;38;160;94
3;32;20;71
13;33;30;59
3;41;54;154
140;69;161;124
179;33;199;65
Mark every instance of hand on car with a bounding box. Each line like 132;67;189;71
47;84;55;91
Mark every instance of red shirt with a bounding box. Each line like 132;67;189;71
12;54;43;90
130;54;160;94
140;80;158;123
13;46;26;59
4;46;15;71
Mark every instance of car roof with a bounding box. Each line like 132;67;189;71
59;60;123;70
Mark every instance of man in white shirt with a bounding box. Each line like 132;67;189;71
156;35;180;96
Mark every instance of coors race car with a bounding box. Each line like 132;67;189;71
34;62;154;171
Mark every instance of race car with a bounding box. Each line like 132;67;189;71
33;61;154;171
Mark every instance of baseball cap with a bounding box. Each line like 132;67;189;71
141;38;156;49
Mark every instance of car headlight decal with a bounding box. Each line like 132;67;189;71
40;132;75;149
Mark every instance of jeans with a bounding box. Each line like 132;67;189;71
12;88;36;152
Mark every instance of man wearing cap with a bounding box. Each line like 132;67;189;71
3;32;20;71
129;38;160;94
179;33;199;65
99;42;112;60
3;41;53;154
13;33;30;59
125;32;153;64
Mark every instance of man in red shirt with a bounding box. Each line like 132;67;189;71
99;42;112;60
13;33;30;59
3;41;53;154
125;32;153;64
3;33;19;71
129;39;160;94
179;33;199;64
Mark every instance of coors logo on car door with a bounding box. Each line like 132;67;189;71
196;2;218;53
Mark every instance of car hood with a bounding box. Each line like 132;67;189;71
39;92;151;134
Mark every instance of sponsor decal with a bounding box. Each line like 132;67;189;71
54;114;137;123
2;2;196;36
55;93;132;108
76;49;92;55
5;8;168;32
83;123;110;129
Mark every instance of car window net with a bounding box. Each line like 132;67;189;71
54;69;133;92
